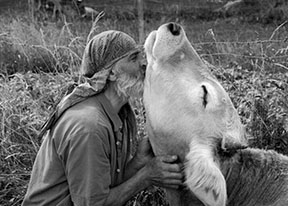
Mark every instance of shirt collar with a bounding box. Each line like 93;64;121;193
97;93;123;132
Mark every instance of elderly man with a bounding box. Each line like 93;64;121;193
22;30;183;206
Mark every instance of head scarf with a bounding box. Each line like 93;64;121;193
81;30;139;77
38;30;140;138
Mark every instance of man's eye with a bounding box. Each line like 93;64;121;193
131;55;137;61
129;52;139;61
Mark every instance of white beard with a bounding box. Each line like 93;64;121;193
115;71;144;100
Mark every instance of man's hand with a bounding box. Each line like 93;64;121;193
133;136;154;168
124;136;154;180
142;155;184;189
126;137;184;189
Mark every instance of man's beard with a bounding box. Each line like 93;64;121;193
115;72;144;100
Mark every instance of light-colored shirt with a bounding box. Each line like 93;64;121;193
22;93;136;206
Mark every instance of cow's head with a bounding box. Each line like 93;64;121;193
144;22;245;144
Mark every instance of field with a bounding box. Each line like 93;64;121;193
1;2;288;206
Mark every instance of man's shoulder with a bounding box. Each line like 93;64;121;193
51;95;111;147
68;96;103;119
57;95;110;133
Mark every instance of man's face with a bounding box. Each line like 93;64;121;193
113;50;147;99
118;50;146;78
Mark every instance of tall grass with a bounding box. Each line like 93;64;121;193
197;24;288;153
0;72;77;205
0;8;288;206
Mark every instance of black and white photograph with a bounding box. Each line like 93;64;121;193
0;0;288;205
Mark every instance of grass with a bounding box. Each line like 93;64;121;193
1;6;288;206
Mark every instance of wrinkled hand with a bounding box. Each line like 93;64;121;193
142;155;184;189
133;137;154;168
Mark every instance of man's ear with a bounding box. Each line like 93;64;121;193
108;69;117;81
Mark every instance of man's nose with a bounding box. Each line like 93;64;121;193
141;58;147;69
139;47;147;74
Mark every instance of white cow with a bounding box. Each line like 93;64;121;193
143;22;288;206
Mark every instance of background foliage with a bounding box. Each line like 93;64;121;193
1;0;288;205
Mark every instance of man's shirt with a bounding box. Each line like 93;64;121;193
22;93;137;206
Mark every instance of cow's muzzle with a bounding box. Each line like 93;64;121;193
167;22;181;36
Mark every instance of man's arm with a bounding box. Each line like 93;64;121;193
124;136;153;181
104;136;183;206
104;155;182;206
61;128;182;206
103;163;147;206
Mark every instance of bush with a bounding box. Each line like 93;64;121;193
0;17;86;75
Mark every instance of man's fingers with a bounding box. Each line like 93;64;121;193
169;172;183;180
161;171;183;181
160;155;178;163
165;163;182;173
163;184;180;189
159;179;184;189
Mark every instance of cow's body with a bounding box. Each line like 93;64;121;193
222;148;288;206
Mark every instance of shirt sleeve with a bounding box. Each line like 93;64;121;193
58;126;111;206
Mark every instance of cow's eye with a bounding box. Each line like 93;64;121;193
202;85;208;108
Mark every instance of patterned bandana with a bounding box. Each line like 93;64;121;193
38;30;140;138
81;30;139;77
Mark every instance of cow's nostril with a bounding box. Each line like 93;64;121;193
167;23;181;36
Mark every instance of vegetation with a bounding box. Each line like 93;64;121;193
1;2;288;206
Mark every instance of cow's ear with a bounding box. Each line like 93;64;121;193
185;140;227;206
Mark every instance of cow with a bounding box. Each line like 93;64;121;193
143;22;288;206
